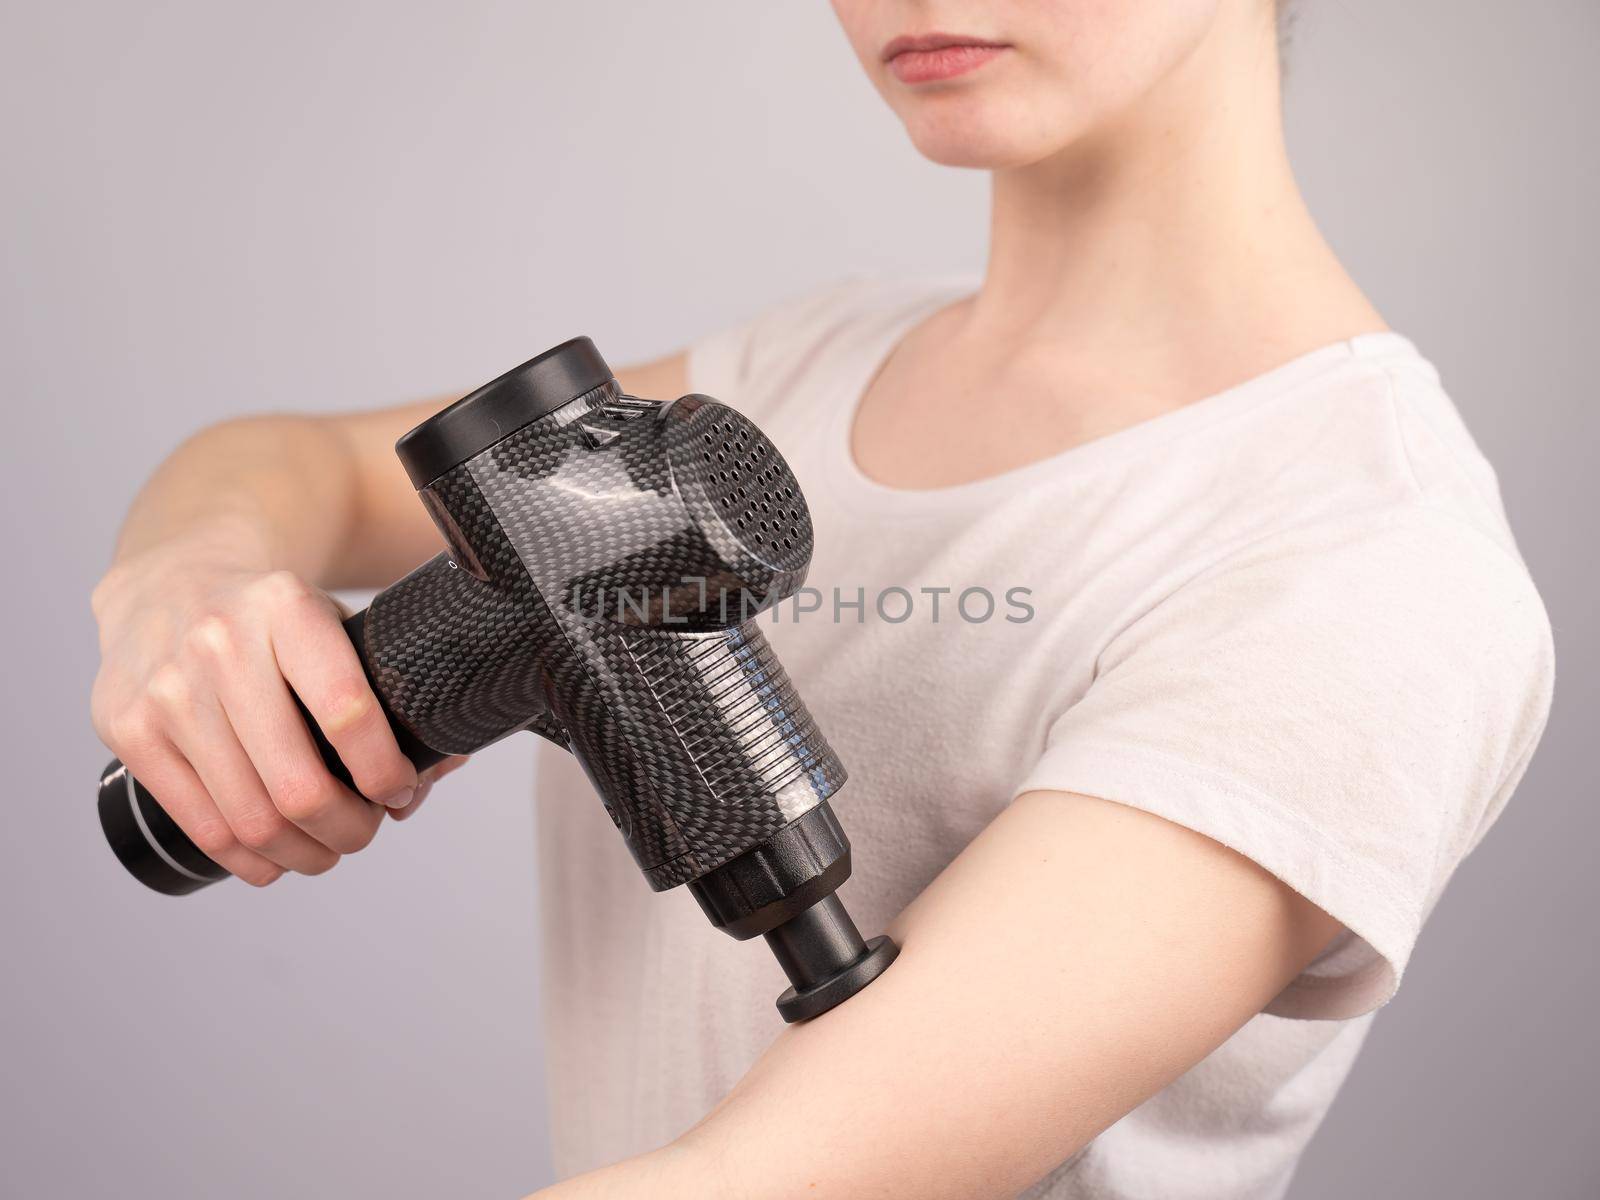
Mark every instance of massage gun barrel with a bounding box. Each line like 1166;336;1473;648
97;608;449;896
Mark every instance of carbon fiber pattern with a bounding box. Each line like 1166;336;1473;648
617;622;845;888
359;382;845;887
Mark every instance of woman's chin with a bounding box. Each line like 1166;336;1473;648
899;112;1068;171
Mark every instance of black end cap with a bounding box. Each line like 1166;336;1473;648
776;935;899;1023
396;337;614;489
98;761;228;896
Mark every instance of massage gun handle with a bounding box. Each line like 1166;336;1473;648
97;608;448;896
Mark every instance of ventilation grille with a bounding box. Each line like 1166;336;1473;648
689;411;810;569
672;401;819;579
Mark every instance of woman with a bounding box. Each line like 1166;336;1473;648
89;2;1553;1197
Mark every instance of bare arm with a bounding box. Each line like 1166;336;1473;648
113;353;690;588
91;353;686;883
533;790;1341;1199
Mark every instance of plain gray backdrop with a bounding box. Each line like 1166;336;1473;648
3;2;1595;1197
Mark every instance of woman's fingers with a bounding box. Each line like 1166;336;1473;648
185;591;384;858
213;671;385;857
109;724;284;886
91;560;427;882
265;574;419;810
389;774;433;822
163;681;340;876
389;755;468;822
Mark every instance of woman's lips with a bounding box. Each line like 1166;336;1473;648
882;33;1010;85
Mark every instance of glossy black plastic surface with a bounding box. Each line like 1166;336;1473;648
368;381;841;887
395;336;614;488
689;800;853;939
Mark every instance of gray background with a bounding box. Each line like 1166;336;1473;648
2;2;1594;1196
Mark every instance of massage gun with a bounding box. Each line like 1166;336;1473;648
96;337;897;1021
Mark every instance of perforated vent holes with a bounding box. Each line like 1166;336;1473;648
669;400;813;574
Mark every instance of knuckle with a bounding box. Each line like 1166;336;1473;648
146;664;194;712
318;677;381;738
90;563;132;618
89;576;116;619
190;818;239;861
258;569;312;609
186;613;236;660
274;771;339;823
233;811;289;852
103;705;160;758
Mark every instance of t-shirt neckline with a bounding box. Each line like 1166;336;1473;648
820;282;1422;516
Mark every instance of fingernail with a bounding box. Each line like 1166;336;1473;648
392;780;431;821
376;786;415;810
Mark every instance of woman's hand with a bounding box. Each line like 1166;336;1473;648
90;520;430;886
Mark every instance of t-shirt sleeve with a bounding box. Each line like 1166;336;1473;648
1012;505;1554;1019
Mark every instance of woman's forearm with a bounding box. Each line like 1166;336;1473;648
111;353;692;587
113;415;363;584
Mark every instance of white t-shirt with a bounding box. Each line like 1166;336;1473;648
533;278;1554;1197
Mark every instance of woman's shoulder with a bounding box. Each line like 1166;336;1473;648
1306;334;1529;567
686;274;970;409
1184;331;1526;571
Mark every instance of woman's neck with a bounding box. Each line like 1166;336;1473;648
851;8;1388;490
969;10;1383;370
